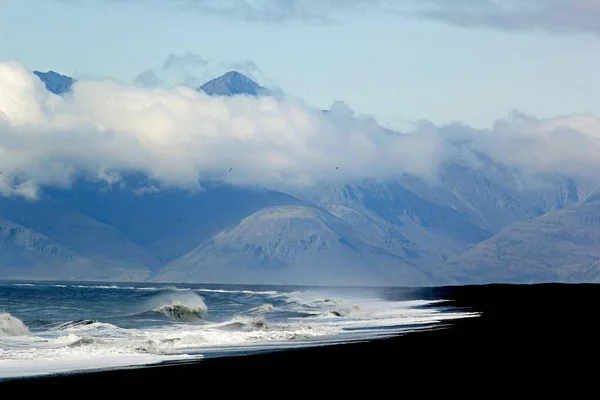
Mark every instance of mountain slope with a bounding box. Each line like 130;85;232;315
441;200;600;284
0;176;305;281
0;217;149;281
152;204;436;286
293;179;493;268
33;70;74;94
43;179;303;264
0;194;159;273
198;71;265;96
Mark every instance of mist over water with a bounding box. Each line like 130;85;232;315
0;281;477;379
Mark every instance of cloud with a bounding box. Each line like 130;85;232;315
96;0;600;36
400;0;600;36
473;111;600;178
170;0;389;23
55;1;600;36
133;53;209;88
0;61;448;199
2;61;600;201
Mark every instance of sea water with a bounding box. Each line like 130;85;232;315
0;281;478;379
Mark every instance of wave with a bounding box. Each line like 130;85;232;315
281;291;342;308
248;304;274;314
70;285;136;290
320;306;362;318
52;319;99;330
0;313;30;337
67;337;101;347
143;290;208;323
55;284;183;291
152;304;206;322
196;288;279;296
218;316;269;331
33;318;119;330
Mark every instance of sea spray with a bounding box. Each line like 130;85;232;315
0;313;29;336
146;290;208;322
248;304;274;314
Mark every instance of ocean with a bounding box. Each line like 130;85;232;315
0;280;477;379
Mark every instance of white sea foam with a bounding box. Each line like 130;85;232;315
248;304;275;314
196;288;279;296
0;354;199;379
0;313;29;337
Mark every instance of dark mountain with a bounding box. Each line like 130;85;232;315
198;70;265;96
33;71;74;94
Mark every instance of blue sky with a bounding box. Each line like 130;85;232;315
2;0;600;129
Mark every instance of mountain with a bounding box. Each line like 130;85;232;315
441;199;600;284
0;176;303;282
33;69;266;97
198;71;265;96
152;204;436;286
4;69;597;286
33;71;74;94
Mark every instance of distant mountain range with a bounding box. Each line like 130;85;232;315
31;69;265;97
1;69;598;286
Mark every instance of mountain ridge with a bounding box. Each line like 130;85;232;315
2;69;596;286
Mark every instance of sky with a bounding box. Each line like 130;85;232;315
2;0;600;200
2;0;600;129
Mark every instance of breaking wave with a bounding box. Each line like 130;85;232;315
316;306;362;318
248;304;274;314
216;316;270;331
53;319;98;329
0;313;29;337
145;290;208;322
46;320;121;333
153;304;205;322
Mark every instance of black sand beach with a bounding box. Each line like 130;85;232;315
2;283;598;394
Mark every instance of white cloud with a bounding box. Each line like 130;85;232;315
82;0;600;36
2;61;600;201
474;112;600;178
396;0;600;36
0;61;449;199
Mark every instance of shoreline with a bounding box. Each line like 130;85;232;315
2;283;599;392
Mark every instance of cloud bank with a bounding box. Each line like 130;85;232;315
101;0;600;36
1;61;600;200
0;61;446;198
164;0;390;23
402;0;600;36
